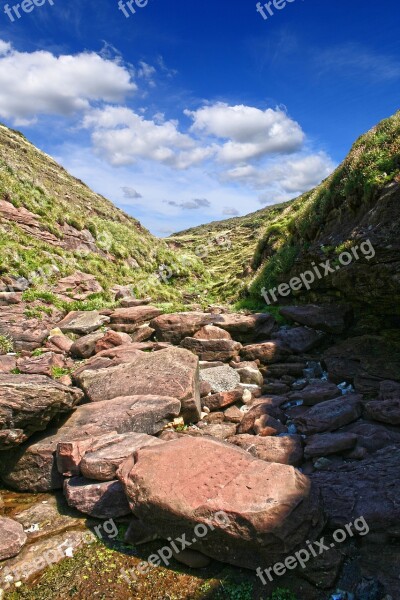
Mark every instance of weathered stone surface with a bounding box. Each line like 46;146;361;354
69;331;105;358
75;347;200;423
55;271;102;300
240;341;290;364
228;434;303;466
0;395;180;491
224;406;244;423
0;374;83;450
288;380;340;406
46;333;73;354
272;327;325;354
194;422;237;440
199;365;240;393
17;351;66;377
341;420;400;454
117;436;324;569
304;432;358;459
294;395;363;435
202;389;243;411
253;413;287;436
236;366;263;386
280;304;353;334
379;379;400;400
212;313;277;343
311;446;400;534
0;304;62;351
149;312;213;344
365;399;400;425
194;325;232;340
0;355;17;373
0;517;27;560
130;325;155;342
0;292;22;305
80;433;164;481
180;338;242;362
94;330;132;353
110;305;162;327
57;311;110;335
237;398;287;435
64;477;130;518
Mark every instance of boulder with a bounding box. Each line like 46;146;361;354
0;517;27;560
379;379;400;400
311;446;400;534
240;341;290;364
340;420;400;454
55;271;103;300
304;432;358;459
0;374;83;450
224;406;244;423
294;395;363;435
57;311;110;335
236;367;263;386
130;325;155;342
279;304;353;334
364;399;400;425
199;365;240;393
180;338;242;362
0;395;180;491
202;389;243;411
272;327;325;354
228;434;303;466
110;306;162;329
149;312;213;344
46;333;73;354
64;477;130;518
212;313;277;343
94;330;132;353
288;380;340;406
237;398;287;434
194;325;232;340
75;347;200;423
117;436;324;570
0;355;17;373
69;331;105;358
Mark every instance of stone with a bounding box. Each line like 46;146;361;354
253;414;287;436
262;382;291;395
80;433;164;481
365;399;400;424
16;352;66;377
193;422;237;440
69;331;105;358
46;333;73;354
55;271;102;300
0;292;22;305
236;367;263;387
340;420;400;454
272;326;325;354
199;365;240;393
149;312;213;344
0;395;180;491
0;517;27;561
199;381;212;397
124;518;159;545
288;380;340;406
240;341;290;364
64;477;130;518
311;446;400;535
279;304;353;334
110;306;162;327
0;374;83;450
224;406;244;423
180;338;242;362
0;355;17;373
75;347;200;423
304;432;358;459
117;436;324;570
294;395;363;435
227;434;303;466
202;389;243;411
130;325;155;342
94;330;132;353
57;311;110;335
237;398;287;434
194;325;232;340
211;312;277;343
172;549;211;568
379;380;400;401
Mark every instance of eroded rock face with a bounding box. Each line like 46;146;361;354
311;446;400;535
55;272;102;301
279;304;353;334
0;395;180;491
199;365;240;393
180;338;242;362
117;436;324;570
75;347;200;423
228;434;303;466
0;374;83;450
294;395;363;435
0;517;27;560
149;312;213;344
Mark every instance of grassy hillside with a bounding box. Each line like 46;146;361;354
0;124;208;311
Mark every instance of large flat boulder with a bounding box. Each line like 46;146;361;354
227;434;303;466
0;395;180;491
149;312;213;344
117;436;324;569
110;306;162;330
311;446;400;535
240;341;290;364
279;304;353;334
180;338;242;362
304;432;358;459
288;380;340;406
211;313;277;343
64;477;130;518
199;365;240;393
75;347;200;422
57;311;110;335
272;327;325;354
294;395;363;435
365;399;400;424
0;374;83;450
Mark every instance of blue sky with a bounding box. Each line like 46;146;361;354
0;0;399;235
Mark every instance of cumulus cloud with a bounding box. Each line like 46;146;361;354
165;198;211;210
0;40;135;124
185;103;304;163
121;186;142;199
222;207;240;216
83;106;214;168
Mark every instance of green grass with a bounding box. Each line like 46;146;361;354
0;333;14;354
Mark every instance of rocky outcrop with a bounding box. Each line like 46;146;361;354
279;304;353;334
150;312;213;344
64;477;131;518
294;395;363;435
180;338;242;362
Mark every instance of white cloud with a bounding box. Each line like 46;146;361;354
83;105;215;168
0;40;136;124
165;198;211;210
121;186;142;199
222;207;240;216
185;103;305;162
